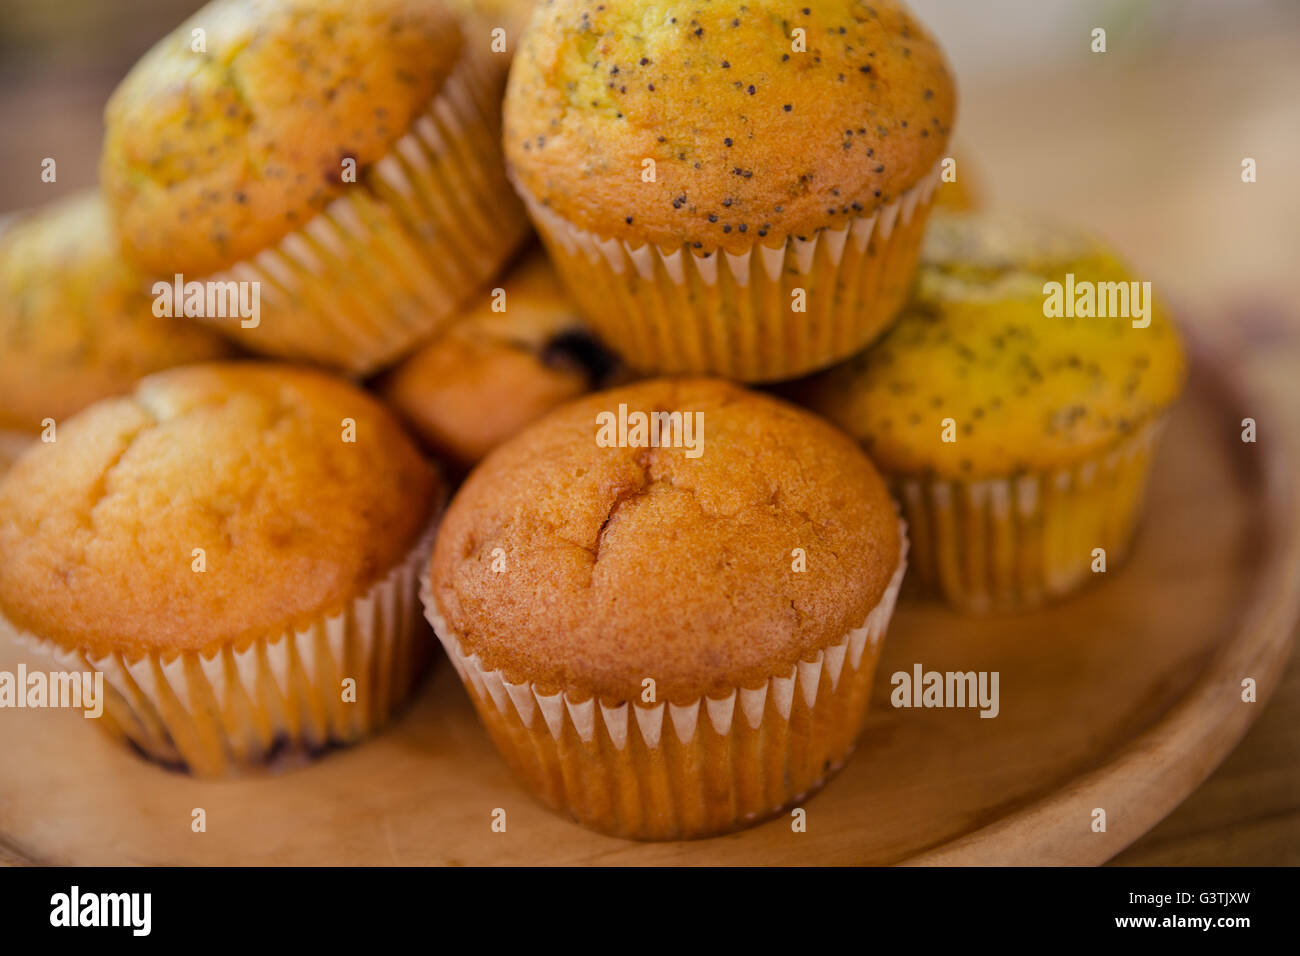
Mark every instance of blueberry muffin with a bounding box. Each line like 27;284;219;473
378;247;623;470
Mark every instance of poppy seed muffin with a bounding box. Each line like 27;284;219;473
100;0;528;375
0;362;443;775
797;212;1185;612
379;247;624;470
0;193;233;471
504;0;955;381
425;378;906;839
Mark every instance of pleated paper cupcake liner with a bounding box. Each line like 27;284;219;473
515;161;943;383
195;40;529;377
0;519;441;777
897;419;1165;614
421;522;908;840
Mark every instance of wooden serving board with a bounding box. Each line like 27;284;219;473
1;347;1296;866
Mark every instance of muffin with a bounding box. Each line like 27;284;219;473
503;0;956;382
0;363;443;776
0;192;234;472
425;378;906;839
797;212;1185;613
378;247;625;470
100;0;529;376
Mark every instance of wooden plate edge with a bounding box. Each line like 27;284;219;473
901;343;1300;866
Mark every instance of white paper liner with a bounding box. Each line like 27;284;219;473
197;38;528;376
422;521;907;749
898;418;1164;613
516;161;943;287
513;160;943;381
0;517;441;776
422;519;907;838
424;572;899;749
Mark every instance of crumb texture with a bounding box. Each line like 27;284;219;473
430;378;900;702
0;363;440;657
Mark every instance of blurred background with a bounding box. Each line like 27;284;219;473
1;0;1297;863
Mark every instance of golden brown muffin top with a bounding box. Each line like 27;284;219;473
430;378;900;702
379;248;622;468
504;0;955;254
796;212;1186;479
0;362;440;658
0;192;235;433
101;0;463;276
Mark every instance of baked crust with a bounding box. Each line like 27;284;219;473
430;378;900;702
0;362;440;657
504;0;955;254
101;0;463;275
796;212;1187;478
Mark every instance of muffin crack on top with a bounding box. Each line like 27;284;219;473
484;394;855;565
486;450;846;575
592;449;655;559
430;378;901;702
424;376;907;837
82;416;157;527
0;363;441;658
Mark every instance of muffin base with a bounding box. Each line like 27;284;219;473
0;520;440;777
199;39;529;376
898;420;1164;613
516;163;942;383
422;524;908;841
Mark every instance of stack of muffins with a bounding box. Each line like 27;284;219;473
0;0;1183;840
